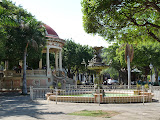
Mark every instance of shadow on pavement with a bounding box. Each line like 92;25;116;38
0;92;64;119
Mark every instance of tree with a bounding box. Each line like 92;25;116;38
121;43;134;88
0;36;5;62
1;1;46;94
0;0;18;62
102;67;119;80
103;41;160;85
20;19;46;94
102;43;121;70
0;0;17;26
81;0;160;43
133;41;160;84
62;39;93;78
102;43;128;83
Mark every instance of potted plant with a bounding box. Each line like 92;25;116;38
57;82;62;89
49;85;54;93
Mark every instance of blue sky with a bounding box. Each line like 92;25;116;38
11;0;110;47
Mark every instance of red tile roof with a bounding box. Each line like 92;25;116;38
43;24;59;37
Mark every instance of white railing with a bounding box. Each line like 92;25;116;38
65;84;95;90
152;86;160;102
65;84;137;90
30;86;51;100
45;88;152;104
30;85;158;104
4;70;46;77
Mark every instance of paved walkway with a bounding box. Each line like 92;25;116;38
0;92;160;120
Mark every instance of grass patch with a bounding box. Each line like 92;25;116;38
68;110;119;118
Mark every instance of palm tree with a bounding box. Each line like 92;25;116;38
120;43;134;89
20;19;46;94
1;0;46;94
22;38;38;95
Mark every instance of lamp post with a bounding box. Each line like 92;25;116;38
149;63;153;84
81;59;87;84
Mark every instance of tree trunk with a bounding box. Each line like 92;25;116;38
154;67;159;84
118;71;121;84
22;47;27;94
127;56;131;89
67;68;71;78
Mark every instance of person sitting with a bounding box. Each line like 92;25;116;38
18;65;21;73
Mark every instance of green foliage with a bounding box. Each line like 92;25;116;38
133;41;160;72
102;67;118;80
0;38;5;61
49;85;54;90
27;47;43;69
102;43;123;72
57;82;62;89
81;0;160;43
0;0;18;61
0;0;18;27
102;41;160;82
62;39;94;77
0;0;46;94
144;84;149;89
0;0;46;68
136;84;141;90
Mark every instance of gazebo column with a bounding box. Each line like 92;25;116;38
93;74;95;84
55;51;58;71
89;75;91;83
46;47;51;76
5;60;8;70
59;49;62;71
83;74;86;82
74;73;77;87
79;74;81;81
39;58;42;69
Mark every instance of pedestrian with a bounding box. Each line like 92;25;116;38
18;65;21;73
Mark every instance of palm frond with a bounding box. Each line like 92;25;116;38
118;43;125;51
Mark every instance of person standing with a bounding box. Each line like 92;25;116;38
18;65;22;73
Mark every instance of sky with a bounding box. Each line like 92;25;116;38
11;0;110;47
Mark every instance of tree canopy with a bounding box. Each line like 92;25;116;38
81;0;160;43
62;39;94;77
0;0;46;69
102;41;160;83
0;0;46;94
0;0;18;61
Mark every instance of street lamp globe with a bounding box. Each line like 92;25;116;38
149;63;153;70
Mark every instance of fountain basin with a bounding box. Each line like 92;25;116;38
46;91;153;103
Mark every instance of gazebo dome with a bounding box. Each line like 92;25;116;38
44;24;59;38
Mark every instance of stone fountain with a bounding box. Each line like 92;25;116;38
87;47;108;103
87;47;109;88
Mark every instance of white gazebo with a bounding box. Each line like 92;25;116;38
2;24;69;89
41;24;65;77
